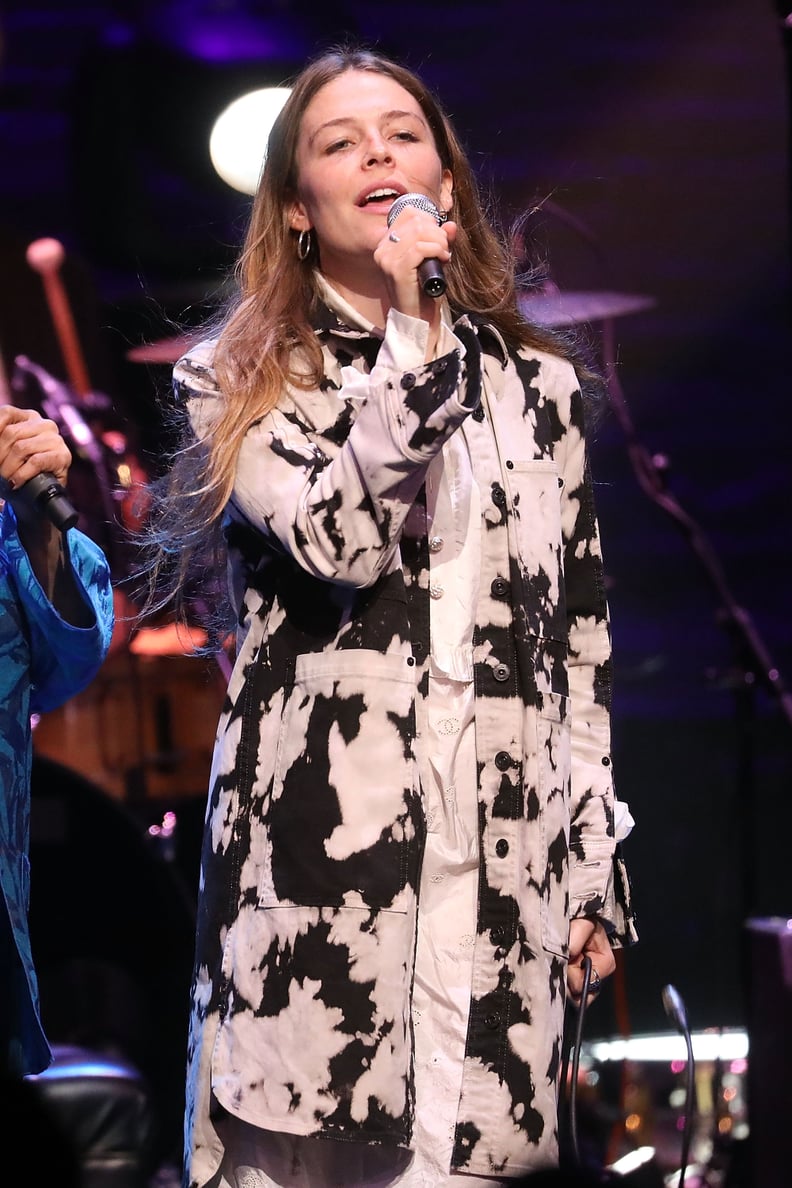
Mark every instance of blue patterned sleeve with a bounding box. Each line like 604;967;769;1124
0;502;114;714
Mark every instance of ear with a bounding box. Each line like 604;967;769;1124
289;200;311;233
439;169;454;218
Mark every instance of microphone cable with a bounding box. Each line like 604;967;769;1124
561;954;594;1170
661;983;695;1187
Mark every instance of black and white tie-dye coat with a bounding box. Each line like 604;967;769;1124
174;303;637;1186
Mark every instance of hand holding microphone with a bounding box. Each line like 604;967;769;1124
0;405;78;530
386;192;453;299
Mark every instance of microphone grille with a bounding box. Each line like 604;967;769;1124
387;192;441;227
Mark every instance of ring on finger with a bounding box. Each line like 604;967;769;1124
388;232;400;243
589;966;602;994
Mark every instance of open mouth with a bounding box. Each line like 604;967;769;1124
358;187;402;208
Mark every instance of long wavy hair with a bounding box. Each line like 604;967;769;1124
132;45;604;641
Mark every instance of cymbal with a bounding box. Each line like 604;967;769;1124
518;289;655;328
129;622;208;656
126;334;197;364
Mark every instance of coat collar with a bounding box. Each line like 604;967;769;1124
309;274;510;370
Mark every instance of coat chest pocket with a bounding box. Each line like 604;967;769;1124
259;649;423;911
503;456;562;580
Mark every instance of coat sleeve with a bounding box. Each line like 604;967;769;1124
555;371;638;947
1;502;114;714
179;328;479;590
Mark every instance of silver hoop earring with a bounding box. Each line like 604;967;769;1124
296;229;312;261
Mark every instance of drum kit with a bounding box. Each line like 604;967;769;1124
3;238;226;803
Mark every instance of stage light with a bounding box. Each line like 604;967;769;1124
609;1146;657;1175
586;1029;748;1064
209;86;291;195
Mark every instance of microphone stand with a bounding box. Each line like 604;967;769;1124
600;317;792;921
662;984;695;1187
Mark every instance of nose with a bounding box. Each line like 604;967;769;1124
363;131;393;166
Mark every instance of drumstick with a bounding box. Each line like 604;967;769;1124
25;237;92;397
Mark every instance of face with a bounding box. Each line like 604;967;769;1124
288;69;453;283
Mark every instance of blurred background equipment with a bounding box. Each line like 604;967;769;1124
28;757;200;1172
742;917;792;1188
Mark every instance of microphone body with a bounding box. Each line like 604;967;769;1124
386;193;447;299
6;472;78;531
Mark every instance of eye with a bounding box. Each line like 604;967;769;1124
324;136;354;154
392;130;419;142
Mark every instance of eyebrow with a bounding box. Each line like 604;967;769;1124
307;109;425;146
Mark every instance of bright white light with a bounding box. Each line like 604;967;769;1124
608;1146;656;1174
586;1029;749;1064
209;86;291;195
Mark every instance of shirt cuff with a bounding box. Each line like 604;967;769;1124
379;308;463;370
338;310;465;401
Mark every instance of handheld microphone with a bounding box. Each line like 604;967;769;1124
387;193;447;298
4;472;78;531
4;356;82;530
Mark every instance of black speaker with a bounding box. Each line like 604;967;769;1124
28;757;198;1168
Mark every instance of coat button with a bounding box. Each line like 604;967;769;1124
492;484;506;506
485;1013;500;1030
401;372;416;389
472;405;485;422
495;751;511;771
490;925;506;943
429;535;444;553
429;583;444;599
493;663;510;682
491;578;508;598
495;838;509;858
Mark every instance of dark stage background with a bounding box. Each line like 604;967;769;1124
1;0;790;1159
